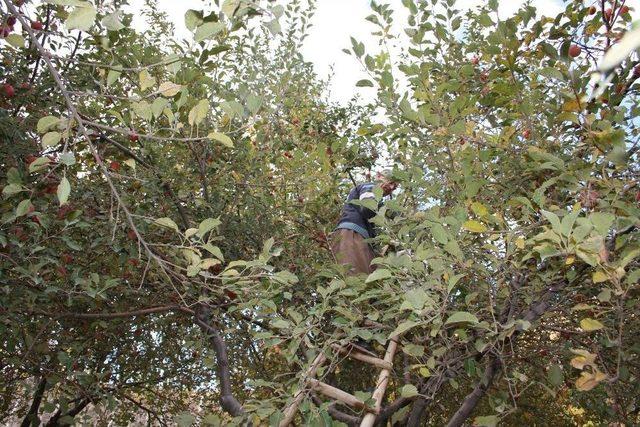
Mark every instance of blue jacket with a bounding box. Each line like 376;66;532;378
335;182;381;239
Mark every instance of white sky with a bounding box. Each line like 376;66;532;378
126;0;573;104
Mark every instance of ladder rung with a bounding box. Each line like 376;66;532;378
308;378;376;413
331;344;393;370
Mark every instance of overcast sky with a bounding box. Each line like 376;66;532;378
126;0;568;104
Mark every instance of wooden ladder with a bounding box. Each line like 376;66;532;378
279;335;399;427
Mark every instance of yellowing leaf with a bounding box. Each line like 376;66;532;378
42;131;61;148
139;69;156;91
575;371;606;391
207;132;234;148
470;201;488;217
66;3;97;32
592;271;608;283
158;81;183;97
463;220;487;233
154;217;179;232
188;99;210;126
515;237;525;249
57;177;71;206
123;159;136;170
5;34;25;48
37;116;60;134
580;318;604;332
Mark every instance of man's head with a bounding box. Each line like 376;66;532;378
376;169;399;196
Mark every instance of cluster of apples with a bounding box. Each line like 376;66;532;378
1;10;44;99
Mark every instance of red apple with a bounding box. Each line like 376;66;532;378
523;129;531;139
30;20;43;31
471;56;479;65
588;6;596;15
2;83;15;98
568;44;581;58
129;132;139;142
6;16;16;26
620;6;629;14
109;160;120;171
604;8;612;20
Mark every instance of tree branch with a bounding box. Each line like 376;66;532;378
445;357;501;427
20;376;47;427
195;305;245;417
28;305;193;319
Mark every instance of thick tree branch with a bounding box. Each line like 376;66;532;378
195;305;245;417
20;376;47;427
445;357;501;427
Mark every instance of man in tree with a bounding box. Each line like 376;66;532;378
330;170;398;275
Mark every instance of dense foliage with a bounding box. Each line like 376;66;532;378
0;0;638;426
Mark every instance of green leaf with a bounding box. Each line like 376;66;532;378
390;320;420;338
184;9;203;31
541;210;562;234
2;184;25;197
42;131;61;148
188;99;210;126
445;311;479;325
29;157;51;173
16;199;33;217
222;0;241;18
66;2;97;31
402;343;424;357
151;97;169;118
548;364;564;386
174;411;195;427
37;116;60;133
400;384;419;398
208;132;234;148
265;19;281;35
474;415;499;427
580;318;604;331
194;22;225;43
365;268;392;283
203;243;224;262
57;177;70;206
132;101;152;121
5;34;25;48
197;218;221;238
59;152;76;165
589;212;615;236
107;68;121;87
430;223;448;244
403;288;431;311
101;10;125;31
154;217;179;232
356;79;374;87
462;220;487;233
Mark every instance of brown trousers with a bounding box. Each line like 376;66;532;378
329;229;375;275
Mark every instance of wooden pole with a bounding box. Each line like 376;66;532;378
331;344;393;370
308;379;374;412
280;351;327;427
359;338;399;427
